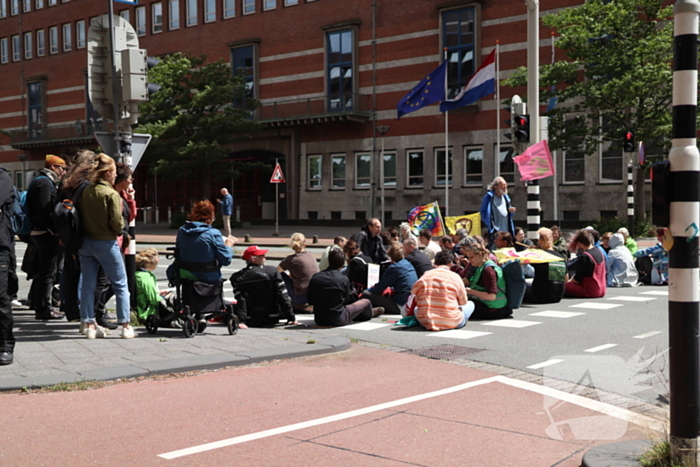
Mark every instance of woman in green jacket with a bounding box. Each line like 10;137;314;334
464;243;511;320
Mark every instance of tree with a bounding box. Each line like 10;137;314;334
135;52;265;198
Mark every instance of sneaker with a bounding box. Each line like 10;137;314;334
10;299;21;307
170;318;183;329
121;326;135;339
79;322;87;335
86;326;107;339
372;307;385;317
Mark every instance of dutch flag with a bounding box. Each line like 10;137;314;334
440;49;496;112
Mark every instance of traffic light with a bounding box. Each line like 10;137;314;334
623;131;635;152
122;49;160;102
651;160;671;227
514;114;530;143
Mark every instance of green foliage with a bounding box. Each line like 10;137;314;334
639;440;688;467
169;210;189;229
635;212;655;237
592;216;627;234
502;0;675;160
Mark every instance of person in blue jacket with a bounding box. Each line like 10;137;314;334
480;177;516;250
167;200;236;284
362;242;418;315
217;188;234;238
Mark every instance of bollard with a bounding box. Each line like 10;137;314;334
312;235;319;244
244;234;251;243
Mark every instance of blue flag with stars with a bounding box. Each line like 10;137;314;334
396;61;447;120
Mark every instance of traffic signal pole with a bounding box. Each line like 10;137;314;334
107;0;122;163
669;0;700;464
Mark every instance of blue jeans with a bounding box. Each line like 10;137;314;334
79;238;130;324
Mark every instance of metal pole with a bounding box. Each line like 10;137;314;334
495;41;500;174
627;152;635;236
376;126;390;227
370;0;377;219
526;0;540;241
107;0;121;162
443;48;449;217
669;1;700;464
275;158;279;235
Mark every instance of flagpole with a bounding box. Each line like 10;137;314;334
496;41;500;180
444;47;449;217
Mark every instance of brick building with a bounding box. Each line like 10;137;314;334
0;0;648;226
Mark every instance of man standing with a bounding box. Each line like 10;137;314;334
480;176;516;249
27;155;66;320
217;188;233;237
0;167;16;364
352;218;388;264
403;238;433;278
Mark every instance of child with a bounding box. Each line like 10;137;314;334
135;248;176;325
633;228;669;285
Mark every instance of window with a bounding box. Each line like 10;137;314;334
76;20;86;48
264;0;276;10
0;38;8;64
355;211;366;220
22;0;29;12
599;117;622;183
135;6;146;36
23;32;31;59
331;154;345;188
382;152;396;187
355;153;371;188
152;3;163;33
464;146;483;184
48;0;55;5
0;0;6;18
442;7;475;99
204;0;215;21
406;149;424;187
563;210;580;221
119;9;130;23
435;148;453;186
28;81;44;140
49;26;57;54
10;0;17;15
285;0;298;5
498;146;515;184
222;0;234;18
308;155;322;189
326;29;353;111
186;0;196;26
243;0;254;14
331;211;342;220
36;30;45;56
62;23;72;51
308;211;318;220
11;35;19;61
35;0;43;8
15;172;23;191
231;46;254;98
169;0;180;29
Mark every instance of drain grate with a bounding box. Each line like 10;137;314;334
406;345;484;361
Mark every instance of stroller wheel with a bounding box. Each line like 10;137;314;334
145;315;158;334
227;315;239;335
183;317;198;338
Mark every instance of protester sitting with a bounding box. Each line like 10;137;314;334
353;218;388;263
134;248;176;325
514;227;534;252
362;242;418;315
387;226;400;244
399;222;417;242
438;235;455;252
607;233;639;287
565;230;607;298
634;228;669;285
496;230;533;278
551;225;570;260
319;236;346;271
308;249;381;326
419;228;441;261
344;239;374;292
600;232;613;254
494;231;514;249
618;227;638;255
411;250;474;331
451;237;477;281
523;227;566;304
452;228;469;246
403;237;433;278
277;232;320;306
463;243;512;320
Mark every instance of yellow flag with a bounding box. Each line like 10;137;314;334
445;212;481;236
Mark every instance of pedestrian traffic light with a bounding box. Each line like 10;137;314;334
514;114;530;143
651;160;670;227
623;131;635;152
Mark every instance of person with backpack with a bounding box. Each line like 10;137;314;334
565;229;607;298
463;243;512;320
523;227;566;304
26;155;67;321
0;167;18;364
343;239;373;293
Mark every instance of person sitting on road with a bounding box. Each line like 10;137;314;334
600;232;613;254
551;225;570;260
403;237;433;278
362;242;418;315
633;228;669;286
411;250;474;331
399;222;417;242
318;235;346;271
494;231;514;249
352;218;388;264
618;227;638;255
513;227;534;252
343;239;374;292
463;243;512;320
277;232;320;306
523;227;566;304
134;248;176;325
230;246;296;328
565;230;607;298
450;237;478;281
606;233;639;287
418;228;441;261
308;249;382;326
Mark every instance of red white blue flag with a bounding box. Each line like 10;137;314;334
440;49;496;112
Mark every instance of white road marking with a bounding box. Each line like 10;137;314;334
427;330;492;339
607;296;657;302
640;291;668;296
633;331;663;339
584;343;618;353
569;302;623;310
342;322;391;331
529;311;585;318
480;320;541;328
526;359;564;370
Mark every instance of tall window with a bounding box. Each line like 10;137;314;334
498;146;515;184
326;29;353;111
169;0;180;29
599;116;622;183
243;0;254;14
76;20;86;48
11;35;19;61
406;149;424;187
119;9;130;23
186;0;197;26
464;146;483;184
35;0;42;8
563;117;585;183
204;0;215;22
135;6;146;36
435;148;453;186
23;32;32;59
152;3;163;33
0;38;8;64
331;154;345;188
22;0;29;12
62;23;72;51
48;0;55;5
10;0;17;15
231;46;254;98
382;152;397;187
308;155;322;189
442;7;475;99
0;0;6;18
36;29;45;56
355;153;371;188
223;0;234;18
28;81;44;140
264;0;276;10
49;26;58;54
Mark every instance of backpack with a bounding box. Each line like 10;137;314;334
18;174;48;238
0;169;26;236
53;182;88;251
500;260;526;310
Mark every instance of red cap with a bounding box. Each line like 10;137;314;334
242;245;269;261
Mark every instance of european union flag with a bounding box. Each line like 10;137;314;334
397;61;447;120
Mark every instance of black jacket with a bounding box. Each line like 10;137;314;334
0;168;14;251
27;169;59;232
405;249;434;278
353;227;388;263
346;253;373;292
307;269;358;323
230;264;295;327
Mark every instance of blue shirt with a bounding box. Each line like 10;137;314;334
366;259;418;307
220;193;233;216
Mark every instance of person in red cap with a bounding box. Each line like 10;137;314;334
229;245;297;328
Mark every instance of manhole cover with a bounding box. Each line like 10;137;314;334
406;345;483;360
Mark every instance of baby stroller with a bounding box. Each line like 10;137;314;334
145;247;239;338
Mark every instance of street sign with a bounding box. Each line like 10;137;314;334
270;162;286;183
94;131;152;169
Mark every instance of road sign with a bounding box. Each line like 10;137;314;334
270;163;286;183
94;131;152;169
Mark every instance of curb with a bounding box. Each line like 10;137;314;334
580;440;652;467
0;337;351;391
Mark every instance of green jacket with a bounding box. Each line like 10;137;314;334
80;180;124;241
135;269;160;321
624;237;638;255
469;260;508;309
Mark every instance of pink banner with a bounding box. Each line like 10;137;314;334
512;140;555;181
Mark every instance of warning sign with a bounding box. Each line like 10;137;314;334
270;163;286;183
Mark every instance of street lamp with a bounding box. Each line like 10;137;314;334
16;154;26;191
376;125;390;227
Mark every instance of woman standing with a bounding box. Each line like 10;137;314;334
78;154;134;339
464;243;511;320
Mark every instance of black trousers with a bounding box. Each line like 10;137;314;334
0;250;15;352
30;234;59;315
470;300;511;320
363;291;402;315
61;251;81;321
8;244;17;301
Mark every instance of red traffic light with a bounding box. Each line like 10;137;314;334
625;131;634;141
515;115;529;126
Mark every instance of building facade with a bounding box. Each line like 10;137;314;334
0;0;649;226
